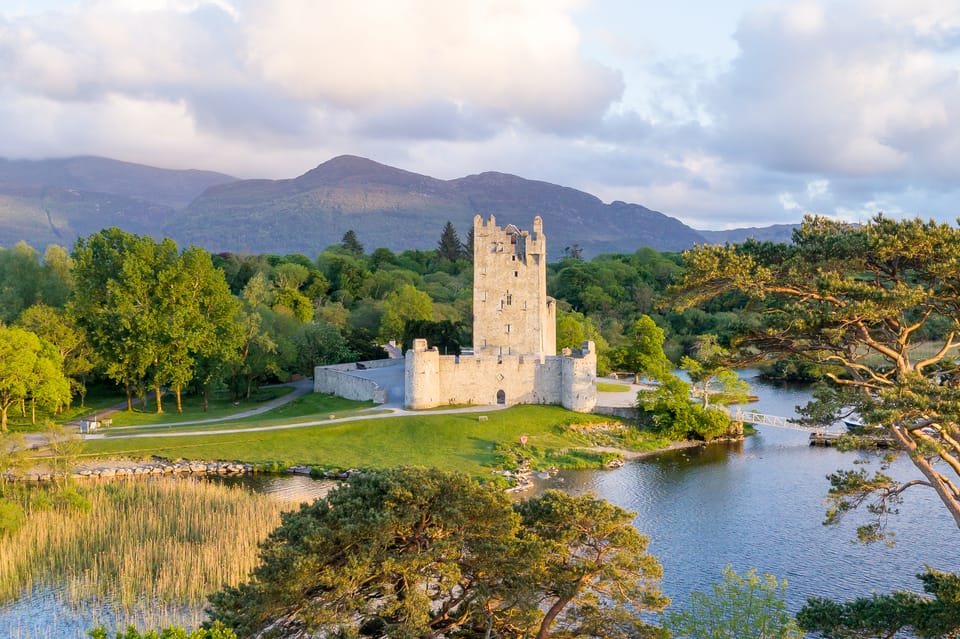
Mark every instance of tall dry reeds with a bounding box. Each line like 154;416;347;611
0;479;287;609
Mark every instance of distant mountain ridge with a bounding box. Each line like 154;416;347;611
0;154;796;257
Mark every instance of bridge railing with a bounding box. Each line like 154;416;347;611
725;407;829;433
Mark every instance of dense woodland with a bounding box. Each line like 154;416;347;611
0;221;745;428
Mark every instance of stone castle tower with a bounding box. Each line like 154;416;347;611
404;215;596;412
472;214;556;357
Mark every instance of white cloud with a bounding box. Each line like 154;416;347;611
243;0;622;132
805;179;829;200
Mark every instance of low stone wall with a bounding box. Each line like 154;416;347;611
18;460;255;482
592;406;640;420
314;359;400;403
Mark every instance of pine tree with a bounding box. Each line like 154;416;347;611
464;226;475;261
340;230;364;256
436;220;464;262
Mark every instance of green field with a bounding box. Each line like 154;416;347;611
597;382;631;393
100;393;377;434
80;405;668;476
94;386;296;427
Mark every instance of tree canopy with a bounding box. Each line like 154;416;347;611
207;468;667;639
673;214;960;535
798;568;960;638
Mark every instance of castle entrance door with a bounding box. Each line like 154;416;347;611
496;389;506;404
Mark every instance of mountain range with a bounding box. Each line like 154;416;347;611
0;154;795;258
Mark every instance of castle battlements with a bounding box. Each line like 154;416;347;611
404;216;596;412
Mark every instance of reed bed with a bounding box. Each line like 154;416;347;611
0;479;288;610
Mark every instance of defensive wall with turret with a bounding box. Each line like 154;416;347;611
404;215;596;413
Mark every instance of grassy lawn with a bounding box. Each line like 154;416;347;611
106;394;378;435
100;386;296;427
80;405;667;476
597;382;631;393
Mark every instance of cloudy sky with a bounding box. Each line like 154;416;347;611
1;0;959;229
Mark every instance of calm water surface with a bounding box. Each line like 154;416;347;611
3;372;958;636
557;372;960;608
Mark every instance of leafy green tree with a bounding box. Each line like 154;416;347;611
293;321;356;374
318;252;371;300
271;262;309;290
379;284;433;342
40;244;74;308
0;326;69;431
71;229;158;410
19;304;95;409
623;315;672;384
401;318;464;354
681;335;750;409
157;247;242;413
638;373;732;441
207;468;668;639
664;565;803;639
0;241;43;323
673;214;960;535
798;568;960;638
240;271;272;308
271;287;313;323
437;220;465;262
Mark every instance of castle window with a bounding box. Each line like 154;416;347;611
506;324;511;333
482;291;487;301
506;294;512;306
523;301;527;310
514;271;519;277
511;255;516;261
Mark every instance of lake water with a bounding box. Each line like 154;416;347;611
554;372;960;609
3;372;958;635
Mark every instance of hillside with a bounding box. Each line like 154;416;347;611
0;157;235;248
172;155;706;257
0;153;795;257
697;223;797;245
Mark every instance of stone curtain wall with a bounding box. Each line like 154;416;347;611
435;353;564;407
314;359;401;403
404;339;597;412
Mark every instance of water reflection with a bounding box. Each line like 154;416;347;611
5;370;960;636
557;372;960;610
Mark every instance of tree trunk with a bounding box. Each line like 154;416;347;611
203;389;209;413
155;384;164;414
535;595;575;639
19;398;25;417
31;398;35;425
634;372;639;384
175;385;183;413
125;382;133;411
1;406;7;433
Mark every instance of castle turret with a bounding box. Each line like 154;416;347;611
404;339;440;409
561;341;597;413
472;215;556;357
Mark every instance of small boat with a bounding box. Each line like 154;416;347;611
844;419;865;431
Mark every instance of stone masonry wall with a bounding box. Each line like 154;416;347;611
314;359;399;403
473;215;556;357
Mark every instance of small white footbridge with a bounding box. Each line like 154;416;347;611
724;407;815;432
722;407;884;446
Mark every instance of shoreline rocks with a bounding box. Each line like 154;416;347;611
21;459;256;482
